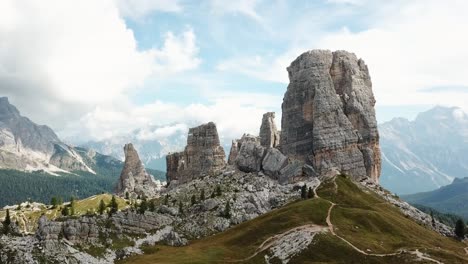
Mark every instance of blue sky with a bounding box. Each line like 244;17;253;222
1;0;467;143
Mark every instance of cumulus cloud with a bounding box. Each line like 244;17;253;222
0;0;200;131
216;0;468;112
61;89;282;144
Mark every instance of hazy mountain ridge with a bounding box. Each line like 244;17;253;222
379;106;468;194
403;177;468;219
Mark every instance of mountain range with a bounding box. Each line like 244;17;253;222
379;106;468;195
0;97;164;206
403;177;468;219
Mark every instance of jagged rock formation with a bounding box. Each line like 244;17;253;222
166;122;226;184
115;144;160;197
259;112;280;148
227;139;241;165
280;50;381;182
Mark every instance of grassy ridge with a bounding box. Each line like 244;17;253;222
121;176;468;264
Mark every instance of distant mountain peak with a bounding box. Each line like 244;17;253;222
0;97;20;118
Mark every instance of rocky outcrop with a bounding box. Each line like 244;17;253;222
227;139;241;165
280;50;381;182
259;112;280;148
235;135;265;173
115;144;159;198
166;122;226;184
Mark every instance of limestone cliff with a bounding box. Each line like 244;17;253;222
115;143;159;197
280;50;381;182
166;122;226;184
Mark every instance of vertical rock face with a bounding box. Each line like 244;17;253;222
227;139;241;165
166;122;226;184
259;112;280;148
280;50;381;182
115;143;158;197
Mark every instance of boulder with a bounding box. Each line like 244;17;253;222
235;135;265;173
262;148;288;178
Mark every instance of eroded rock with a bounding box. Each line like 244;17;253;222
280;50;381;182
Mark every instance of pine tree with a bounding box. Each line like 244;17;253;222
69;197;76;215
301;185;307;199
431;211;436;227
139;198;148;214
307;187;314;199
216;186;222;197
51;197;58;209
191;195;197;205
211;190;216;199
125;192;129;200
164;194;169;205
200;189;205;201
61;206;69;216
98;199;106;215
2;209;11;234
178;201;184;215
223;200;231;219
149;200;156;212
109;195;119;215
455;219;465;239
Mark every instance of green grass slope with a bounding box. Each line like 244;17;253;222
121;175;468;264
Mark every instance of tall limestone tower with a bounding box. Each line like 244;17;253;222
280;50;381;183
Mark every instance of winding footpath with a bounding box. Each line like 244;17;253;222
231;178;449;263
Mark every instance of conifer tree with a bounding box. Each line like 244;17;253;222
69;197;76;215
307;187;314;199
125;192;129;200
2;209;11;234
224;200;231;219
98;199;106;215
139;198;148;214
191;194;197;205
431;211;436;227
178;201;184;215
149;200;156;212
301;185;307;199
109;195;119;215
51;197;58;209
216;185;222;197
164;194;169;205
455;219;465;239
200;189;205;201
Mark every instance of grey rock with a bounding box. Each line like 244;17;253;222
280;50;381;182
235;135;265;173
115;143;159;198
259;112;280;148
166;122;226;184
262;148;288;178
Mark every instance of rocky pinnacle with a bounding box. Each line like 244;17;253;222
259;112;280;148
280;50;381;183
115;143;157;197
166;122;226;184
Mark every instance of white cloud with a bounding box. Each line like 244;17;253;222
152;29;201;75
210;0;262;22
62;89;282;145
116;0;182;19
0;0;200;130
136;124;189;141
217;0;468;112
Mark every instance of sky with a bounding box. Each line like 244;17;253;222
1;0;468;145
